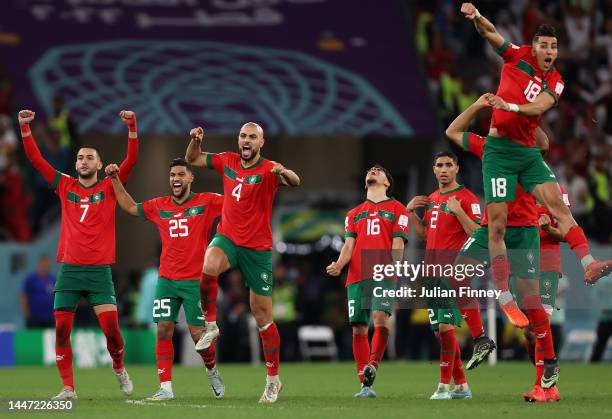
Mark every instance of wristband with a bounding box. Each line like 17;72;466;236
474;9;481;18
508;103;520;112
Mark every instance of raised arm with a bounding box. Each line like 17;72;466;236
461;3;505;50
406;196;429;241
185;126;214;168
270;161;300;187
326;237;355;277
445;93;492;146
117;110;139;184
487;91;556;117
105;164;139;217
18;110;57;184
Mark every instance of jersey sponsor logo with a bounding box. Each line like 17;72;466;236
471;203;481;215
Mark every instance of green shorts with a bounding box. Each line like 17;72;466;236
423;278;462;331
209;234;273;296
347;280;394;324
482;136;556;202
510;271;559;315
459;226;540;279
153;277;204;326
54;264;116;310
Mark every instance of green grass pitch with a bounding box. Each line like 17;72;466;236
1;362;611;418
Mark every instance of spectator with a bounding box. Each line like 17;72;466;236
559;165;592;227
0;153;32;241
272;264;299;361
49;95;79;154
20;255;55;328
590;273;612;362
218;270;251;362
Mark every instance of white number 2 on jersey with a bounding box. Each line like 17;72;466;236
232;183;243;202
429;210;439;229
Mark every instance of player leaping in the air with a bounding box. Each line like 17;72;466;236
460;3;611;329
18;109;138;400
185;123;300;403
446;94;561;392
105;158;224;401
326;165;408;398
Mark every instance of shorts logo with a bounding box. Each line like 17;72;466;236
443;313;452;319
527;252;534;265
261;286;270;291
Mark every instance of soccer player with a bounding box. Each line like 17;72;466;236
18;109;138;400
105;158;225;401
407;151;481;400
460;3;611;326
446;94;560;391
326;165;408;398
519;186;570;402
185;123;300;403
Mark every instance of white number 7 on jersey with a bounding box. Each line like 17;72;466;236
79;204;89;222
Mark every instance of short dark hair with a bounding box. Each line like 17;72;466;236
533;24;557;41
78;145;102;160
371;163;394;197
169;157;192;172
433;151;458;164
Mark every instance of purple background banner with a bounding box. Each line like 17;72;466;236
1;0;436;135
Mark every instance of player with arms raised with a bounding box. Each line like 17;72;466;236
407;151;481;400
185;123;300;403
326;165;408;398
105;158;224;401
18;109;138;400
460;3;611;327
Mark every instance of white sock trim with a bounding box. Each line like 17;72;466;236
258;322;273;331
160;381;173;392
581;255;595;270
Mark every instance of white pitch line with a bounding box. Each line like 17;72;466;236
125;399;286;409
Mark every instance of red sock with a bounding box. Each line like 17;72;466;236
199;338;217;370
439;329;457;385
564;225;591;262
259;322;280;376
452;340;466;385
200;274;218;322
460;308;484;340
97;310;125;372
369;326;389;370
522;295;555;359
156;338;174;383
535;339;544;385
352;332;370;383
54;311;75;390
523;331;536;365
491;255;510;292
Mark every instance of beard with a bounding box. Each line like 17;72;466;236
79;169;96;179
172;185;189;199
240;147;258;162
366;178;377;186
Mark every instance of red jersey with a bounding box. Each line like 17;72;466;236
424;185;481;264
492;41;564;147
22;132;138;265
537;186;570;273
344;199;408;285
208;152;280;250
462;132;538;227
138;192;223;280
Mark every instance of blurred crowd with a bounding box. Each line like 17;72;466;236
0;62;79;241
415;0;612;243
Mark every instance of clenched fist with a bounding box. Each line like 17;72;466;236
105;163;120;179
18;110;35;125
119;110;137;132
326;261;342;277
190;126;204;144
460;2;479;20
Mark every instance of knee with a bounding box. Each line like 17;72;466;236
372;312;389;327
203;258;219;276
251;305;271;326
157;323;174;340
352;324;368;335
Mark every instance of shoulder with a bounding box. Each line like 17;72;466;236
461;187;480;201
